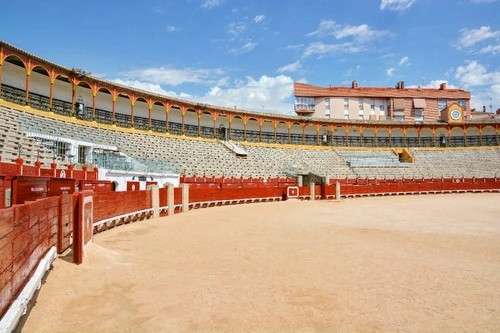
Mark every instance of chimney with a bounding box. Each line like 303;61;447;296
440;82;447;90
352;80;358;89
395;81;405;89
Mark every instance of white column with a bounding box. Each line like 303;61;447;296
147;185;159;218
167;184;175;216
181;183;189;212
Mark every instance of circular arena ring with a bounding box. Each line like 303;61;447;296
17;193;500;333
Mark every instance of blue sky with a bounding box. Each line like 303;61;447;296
1;0;499;114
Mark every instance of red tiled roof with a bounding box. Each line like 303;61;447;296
294;82;471;100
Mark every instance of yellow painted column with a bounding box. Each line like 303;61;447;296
25;71;31;105
112;94;117;123
244;119;248;142
49;78;54;111
181;106;186;135
131;100;135;127
92;91;96;120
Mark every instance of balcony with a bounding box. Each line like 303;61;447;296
294;105;315;116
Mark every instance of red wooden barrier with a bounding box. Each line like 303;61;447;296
11;176;49;205
0;197;58;317
339;178;499;197
57;195;74;254
127;181;140;191
79;180;113;192
189;187;284;203
159;187;168;207
0;161;97;182
73;192;94;264
93;190;152;222
0;175;5;209
48;178;75;196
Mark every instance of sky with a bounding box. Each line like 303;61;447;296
1;0;499;115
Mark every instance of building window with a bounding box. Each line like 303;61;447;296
394;115;405;121
343;98;349;110
359;114;364;120
295;97;315;110
370;99;375;114
344;114;349;119
358;98;364;110
458;100;466;109
414;108;424;121
380;104;385;115
325;98;330;117
438;99;447;111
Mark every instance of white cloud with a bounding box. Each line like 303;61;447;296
398;56;409;66
286;44;304;50
277;61;301;73
303;41;364;57
308;20;393;42
408;80;457;89
121;66;225;86
386;68;395;76
199;75;295;114
469;86;499;112
166;26;177;32
458;26;499;48
111;79;191;98
113;74;296;114
226;22;246;37
380;0;416;11
304;20;393;58
253;15;266;23
343;65;361;78
455;61;500;87
469;0;497;3
229;42;257;54
454;61;500;111
480;44;500;54
201;0;223;9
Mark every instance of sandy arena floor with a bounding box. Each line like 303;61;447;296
18;193;500;332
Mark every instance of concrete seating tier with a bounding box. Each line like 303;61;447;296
0;106;69;167
3;104;500;179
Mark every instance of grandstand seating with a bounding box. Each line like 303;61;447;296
0;105;68;167
1;104;500;179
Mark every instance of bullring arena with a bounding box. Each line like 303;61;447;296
17;194;500;332
0;40;499;332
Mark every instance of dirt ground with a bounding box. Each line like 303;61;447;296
18;193;500;332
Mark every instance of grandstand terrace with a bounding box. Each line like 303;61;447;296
0;40;499;182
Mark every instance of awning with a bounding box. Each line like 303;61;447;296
393;98;405;110
413;98;426;108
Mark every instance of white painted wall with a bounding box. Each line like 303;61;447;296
98;169;179;191
29;70;50;96
52;76;72;102
3;61;25;89
134;100;149;118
